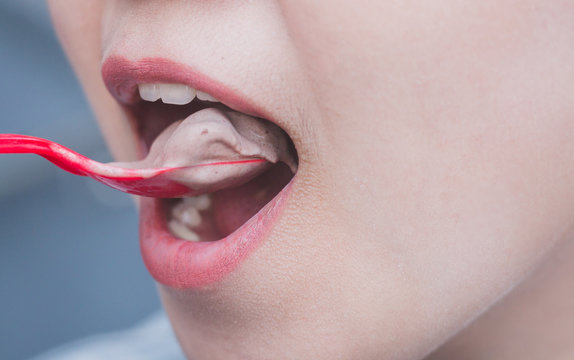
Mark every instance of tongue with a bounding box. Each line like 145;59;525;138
211;162;293;236
114;108;297;195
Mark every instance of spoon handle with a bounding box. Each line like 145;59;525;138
0;134;193;197
0;134;93;176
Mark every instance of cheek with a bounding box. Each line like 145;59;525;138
47;0;103;67
47;0;139;161
281;0;574;235
281;0;574;329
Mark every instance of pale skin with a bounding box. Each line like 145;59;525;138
47;1;574;359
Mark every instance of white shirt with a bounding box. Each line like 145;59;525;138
31;311;185;360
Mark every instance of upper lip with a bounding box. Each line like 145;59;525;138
101;55;268;120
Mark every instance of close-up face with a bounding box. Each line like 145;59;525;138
47;1;574;359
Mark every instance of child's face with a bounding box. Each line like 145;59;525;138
49;1;574;358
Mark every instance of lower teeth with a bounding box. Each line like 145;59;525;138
168;219;200;242
183;195;211;211
168;194;212;242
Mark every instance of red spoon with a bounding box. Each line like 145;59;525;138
0;134;265;198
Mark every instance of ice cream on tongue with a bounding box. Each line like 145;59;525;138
113;108;296;196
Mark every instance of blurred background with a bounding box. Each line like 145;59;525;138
0;2;161;359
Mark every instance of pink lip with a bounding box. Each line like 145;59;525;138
101;56;266;118
101;57;293;288
140;182;292;288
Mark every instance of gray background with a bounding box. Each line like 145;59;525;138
0;2;161;359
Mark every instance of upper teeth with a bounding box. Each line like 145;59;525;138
138;83;218;105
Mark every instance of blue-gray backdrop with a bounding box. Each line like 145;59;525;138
0;2;161;359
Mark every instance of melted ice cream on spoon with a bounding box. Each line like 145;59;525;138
114;108;297;195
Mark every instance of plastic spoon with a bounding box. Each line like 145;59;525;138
0;134;266;198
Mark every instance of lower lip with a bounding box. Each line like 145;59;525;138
139;180;293;289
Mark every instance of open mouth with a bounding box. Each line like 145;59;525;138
102;57;298;288
133;85;297;242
